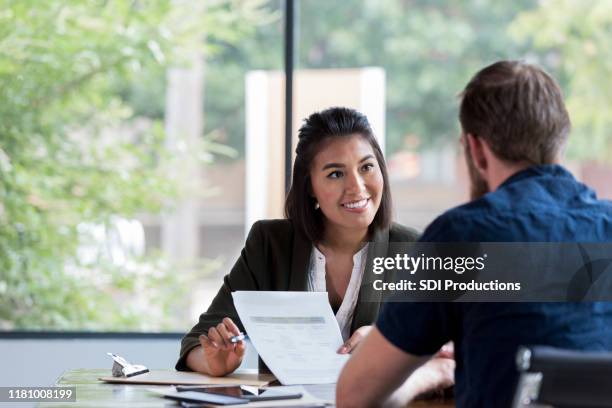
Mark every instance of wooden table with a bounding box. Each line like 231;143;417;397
38;369;172;407
38;369;455;407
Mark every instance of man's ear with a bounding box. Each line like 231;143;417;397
466;133;488;173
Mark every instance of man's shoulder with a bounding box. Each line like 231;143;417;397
420;186;612;242
419;205;477;242
419;193;528;241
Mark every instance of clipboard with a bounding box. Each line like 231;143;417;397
99;369;275;387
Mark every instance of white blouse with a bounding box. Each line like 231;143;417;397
306;244;369;341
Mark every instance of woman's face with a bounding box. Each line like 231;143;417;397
309;134;384;235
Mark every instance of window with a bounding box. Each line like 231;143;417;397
0;0;282;331
295;0;612;231
2;0;610;332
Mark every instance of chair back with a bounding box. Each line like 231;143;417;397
512;346;612;408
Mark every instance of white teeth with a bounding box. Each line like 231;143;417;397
343;199;368;209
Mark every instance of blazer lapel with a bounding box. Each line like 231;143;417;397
352;228;390;331
288;226;311;291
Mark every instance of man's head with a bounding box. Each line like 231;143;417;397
459;60;571;199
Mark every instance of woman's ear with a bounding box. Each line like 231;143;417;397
466;133;488;173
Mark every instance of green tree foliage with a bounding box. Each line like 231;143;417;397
292;0;536;152
197;0;538;156
510;0;612;162
0;0;266;330
202;0;609;161
194;1;282;159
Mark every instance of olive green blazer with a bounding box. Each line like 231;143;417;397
176;219;418;371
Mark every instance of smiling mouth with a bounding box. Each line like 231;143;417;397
341;198;370;209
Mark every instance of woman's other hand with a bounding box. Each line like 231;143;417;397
337;325;372;354
186;317;246;376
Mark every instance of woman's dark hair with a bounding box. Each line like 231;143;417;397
284;107;392;243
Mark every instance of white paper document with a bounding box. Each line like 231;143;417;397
232;291;350;385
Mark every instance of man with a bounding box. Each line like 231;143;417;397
336;60;612;407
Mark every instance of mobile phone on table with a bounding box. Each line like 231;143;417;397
180;403;325;408
165;389;248;405
203;385;303;401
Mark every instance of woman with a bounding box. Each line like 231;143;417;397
176;107;418;376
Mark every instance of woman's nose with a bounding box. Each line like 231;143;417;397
345;171;366;193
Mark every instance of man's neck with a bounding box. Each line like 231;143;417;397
488;161;534;192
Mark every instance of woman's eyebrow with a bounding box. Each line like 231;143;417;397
322;162;344;170
321;155;375;171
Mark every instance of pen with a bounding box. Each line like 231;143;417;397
229;333;249;343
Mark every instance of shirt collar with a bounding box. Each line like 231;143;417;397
499;164;573;189
313;243;369;264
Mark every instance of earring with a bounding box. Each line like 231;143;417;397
314;201;320;210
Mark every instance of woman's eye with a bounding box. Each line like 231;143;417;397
327;170;343;179
361;163;375;172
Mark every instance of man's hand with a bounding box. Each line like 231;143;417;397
337;327;428;407
399;353;455;401
435;341;454;359
187;317;246;377
402;340;454;396
336;328;455;408
402;341;454;396
337;325;372;354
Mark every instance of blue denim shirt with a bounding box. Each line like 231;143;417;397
377;165;612;407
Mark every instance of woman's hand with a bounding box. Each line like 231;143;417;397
187;317;246;377
337;325;372;354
